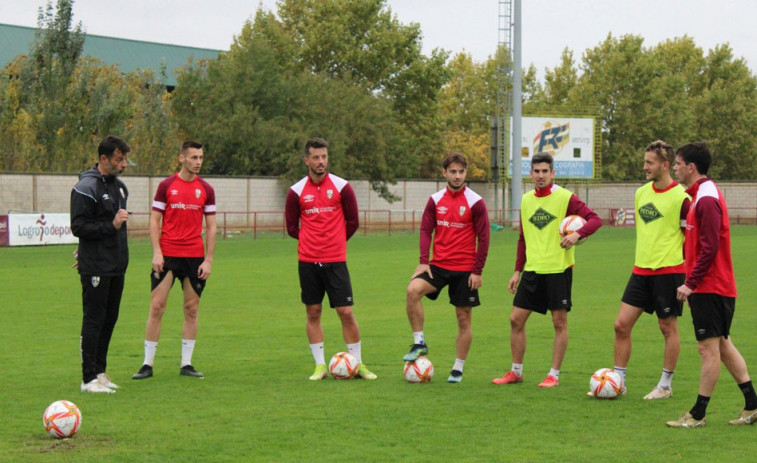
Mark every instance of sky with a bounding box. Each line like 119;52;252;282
2;0;757;78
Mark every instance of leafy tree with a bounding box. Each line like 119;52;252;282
0;58;41;171
691;45;757;180
437;52;498;180
124;68;182;175
26;0;85;169
262;0;450;178
172;3;444;199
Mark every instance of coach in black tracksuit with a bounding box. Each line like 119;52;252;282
70;135;131;393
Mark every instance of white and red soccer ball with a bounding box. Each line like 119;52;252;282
43;400;82;438
559;215;587;244
329;352;360;379
404;356;434;383
589;368;623;399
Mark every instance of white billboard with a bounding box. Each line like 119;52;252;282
7;213;78;246
509;116;595;178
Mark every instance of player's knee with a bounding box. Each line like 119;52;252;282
658;319;678;338
509;314;525;331
406;282;424;301
614;319;631;337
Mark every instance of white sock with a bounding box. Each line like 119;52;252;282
181;339;195;367
613;366;627;384
413;331;425;345
347;341;362;364
453;358;465;373
143;341;158;366
512;363;523;376
548;368;560;379
310;342;325;365
658;369;674;388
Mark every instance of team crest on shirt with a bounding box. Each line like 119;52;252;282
195;189;201;198
91;276;100;288
327;189;333;199
459;206;466;216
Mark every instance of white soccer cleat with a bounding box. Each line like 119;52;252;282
97;373;120;389
643;385;672;400
81;378;115;393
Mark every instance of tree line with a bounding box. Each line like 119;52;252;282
2;0;755;198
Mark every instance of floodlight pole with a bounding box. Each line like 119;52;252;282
511;0;523;225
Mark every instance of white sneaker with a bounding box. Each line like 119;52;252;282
81;378;115;393
97;373;119;389
644;385;672;400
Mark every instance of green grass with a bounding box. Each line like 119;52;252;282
3;227;757;462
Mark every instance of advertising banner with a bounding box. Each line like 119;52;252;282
510;116;595;178
6;213;78;246
610;208;636;227
0;215;8;246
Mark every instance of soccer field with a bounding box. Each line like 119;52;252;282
2;227;757;461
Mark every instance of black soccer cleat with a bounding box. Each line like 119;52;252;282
180;364;204;378
132;364;153;380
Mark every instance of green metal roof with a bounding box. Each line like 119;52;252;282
0;23;222;87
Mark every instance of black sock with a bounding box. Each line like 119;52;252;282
689;395;710;420
738;381;757;410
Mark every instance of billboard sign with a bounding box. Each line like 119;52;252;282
509;116;595;178
5;213;78;246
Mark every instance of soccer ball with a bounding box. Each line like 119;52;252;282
43;400;82;438
404;356;434;383
589;368;623;399
329;352;359;379
559;215;587;244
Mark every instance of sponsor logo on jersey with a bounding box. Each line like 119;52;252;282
303;194;315;203
102;194;110;201
638;202;663;224
437;206;448;215
529;207;557;230
170;189;179;196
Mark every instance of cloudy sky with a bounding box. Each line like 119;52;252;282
2;0;756;77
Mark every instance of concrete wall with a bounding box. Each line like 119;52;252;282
3;173;756;227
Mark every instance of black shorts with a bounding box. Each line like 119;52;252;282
413;264;480;308
688;293;735;341
513;268;572;315
621;273;684;318
298;261;354;308
151;256;206;297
